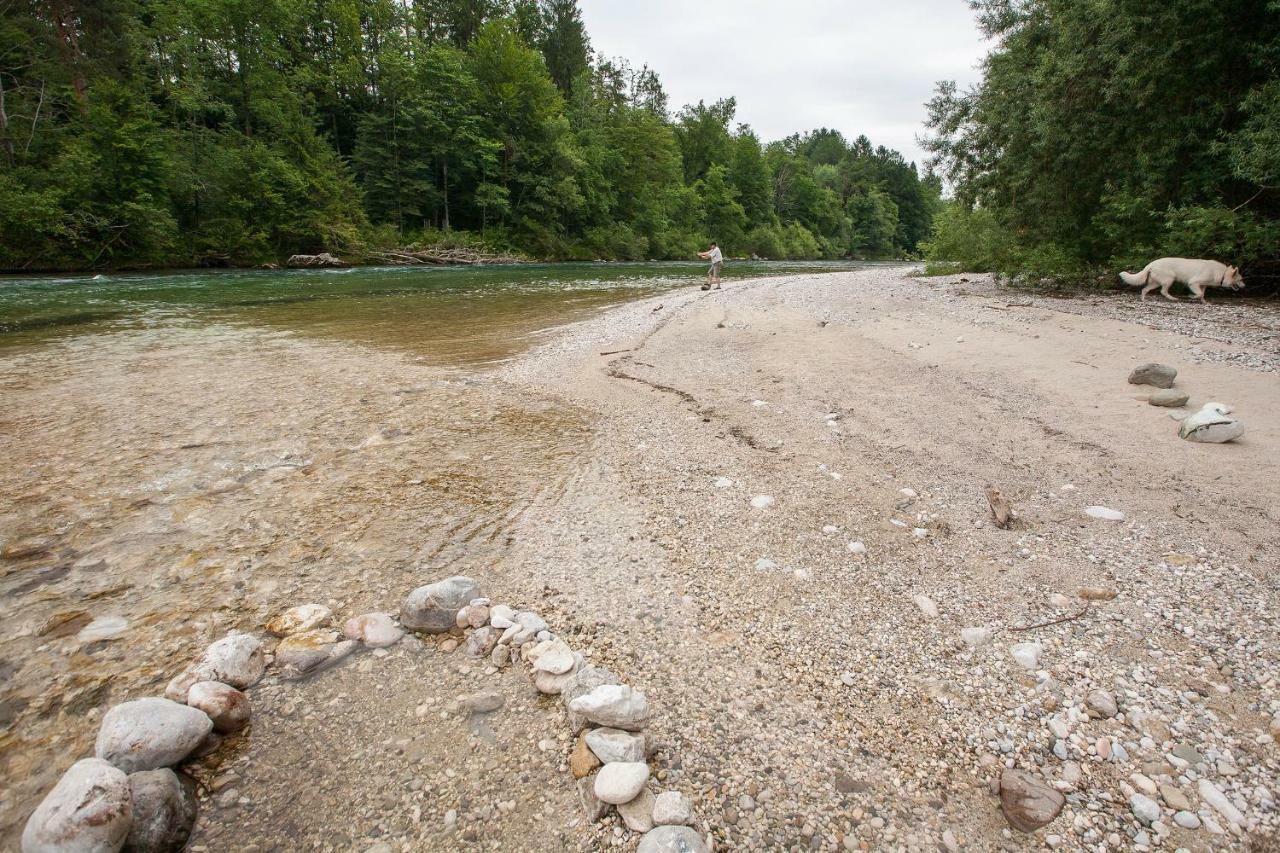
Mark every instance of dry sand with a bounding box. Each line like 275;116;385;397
1;266;1278;851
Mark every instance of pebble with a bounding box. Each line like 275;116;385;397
585;727;646;763
95;698;213;773
399;575;481;633
1148;388;1189;407
1130;793;1160;824
570;734;602;778
529;638;576;674
488;604;517;630
912;594;938;618
577;776;609;822
750;495;775;510
1084;506;1125;522
22;758;132;852
265;604;331;637
274;630;357;677
847;541;867;555
464;626;498;657
652;791;694;826
562;667;622;733
1086;689;1118;718
961;627;992;647
1198;779;1245;826
75;615;130;643
1009;642;1042;669
999;769;1065;832
594;762;650;805
618;787;656;832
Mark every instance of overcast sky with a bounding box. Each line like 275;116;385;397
578;0;989;169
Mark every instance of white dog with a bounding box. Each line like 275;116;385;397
1119;258;1245;302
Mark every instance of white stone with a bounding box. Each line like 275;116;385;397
568;685;650;731
1010;642;1042;669
1173;810;1200;829
95;698;213;773
1130;793;1160;824
912;594;938;618
637;826;710;853
265;603;331;636
22;758;132;853
585;728;646;763
594;762;650;805
847;541;866;555
530;639;576;675
489;604;517;630
822;525;840;534
1198;779;1245;826
1084;506;1125;522
186;681;250;733
165;632;265;699
76;616;129;643
342;612;404;648
713;477;733;489
652;791;694;826
750;495;775;510
899;488;917;498
960;627;992;647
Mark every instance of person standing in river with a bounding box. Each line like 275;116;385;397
698;242;724;290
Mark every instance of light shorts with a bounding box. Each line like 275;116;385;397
710;261;723;277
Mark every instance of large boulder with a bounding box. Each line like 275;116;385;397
285;252;348;269
568;684;650;732
400;576;480;633
124;769;196;853
95;698;213;773
21;758;132;852
999;768;1065;833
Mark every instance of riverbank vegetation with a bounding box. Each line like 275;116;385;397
922;0;1280;288
0;0;938;271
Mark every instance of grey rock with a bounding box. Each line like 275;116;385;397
999;769;1065;833
585;728;646;763
577;776;608;822
568;685;650;732
1173;810;1201;829
96;698;213;773
21;758;132;853
652;791;694;826
125;768;197;853
499;611;547;646
185;682;250;734
1085;689;1118;719
464;626;498;658
594;762;650;805
533;662;580;695
1148;389;1189;408
618;788;656;833
400;576;480;633
458;692;503;715
637;826;711;853
1128;363;1177;388
1130;793;1160;824
530;639;575;675
274;631;357;678
342;613;404;648
561;666;621;732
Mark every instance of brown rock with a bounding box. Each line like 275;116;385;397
1078;587;1117;601
999;769;1064;833
570;733;602;779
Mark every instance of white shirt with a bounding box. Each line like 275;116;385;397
708;247;723;264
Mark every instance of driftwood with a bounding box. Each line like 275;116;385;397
985;485;1014;529
364;246;524;266
286;252;349;268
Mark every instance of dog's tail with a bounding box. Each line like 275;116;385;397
1118;267;1150;287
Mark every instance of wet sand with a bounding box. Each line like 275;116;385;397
2;267;1279;851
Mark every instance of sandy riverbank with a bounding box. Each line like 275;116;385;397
2;267;1278;851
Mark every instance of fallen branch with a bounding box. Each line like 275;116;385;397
599;348;632;356
1010;604;1090;632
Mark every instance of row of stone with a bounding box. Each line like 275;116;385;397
21;604;404;852
410;574;713;852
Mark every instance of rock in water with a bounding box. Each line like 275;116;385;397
999;769;1065;833
265;604;331;637
618;788;656;832
568;684;651;731
125;769;197;853
342;613;404;648
185;682;250;734
1148;388;1189;408
22;758;132;852
585;728;646;763
274;631;357;678
1178;402;1245;443
1128;363;1177;388
637;826;711;853
165;633;265;700
594;762;650;805
562;667;622;732
96;698;213;773
652;791;694;826
400;576;481;633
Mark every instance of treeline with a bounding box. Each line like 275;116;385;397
923;0;1280;286
0;0;939;271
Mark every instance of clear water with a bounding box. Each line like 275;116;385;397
0;260;879;365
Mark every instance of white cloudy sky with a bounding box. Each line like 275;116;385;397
578;0;990;168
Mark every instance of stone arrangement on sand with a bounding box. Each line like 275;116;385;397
1128;361;1246;442
20;575;709;852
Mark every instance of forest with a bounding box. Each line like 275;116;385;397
0;0;940;270
923;0;1280;287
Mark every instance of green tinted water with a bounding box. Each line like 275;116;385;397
0;260;878;365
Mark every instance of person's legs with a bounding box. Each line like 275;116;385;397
712;261;723;288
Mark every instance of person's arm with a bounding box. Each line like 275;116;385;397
697;251;710;259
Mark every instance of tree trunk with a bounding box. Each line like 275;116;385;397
442;159;450;231
0;76;14;167
49;0;88;111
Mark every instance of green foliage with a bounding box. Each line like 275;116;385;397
0;0;934;270
924;0;1280;284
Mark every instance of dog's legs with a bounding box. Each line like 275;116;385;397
1157;276;1179;301
1189;281;1207;303
1140;280;1160;301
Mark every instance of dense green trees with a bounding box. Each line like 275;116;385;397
923;0;1280;285
0;0;937;270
